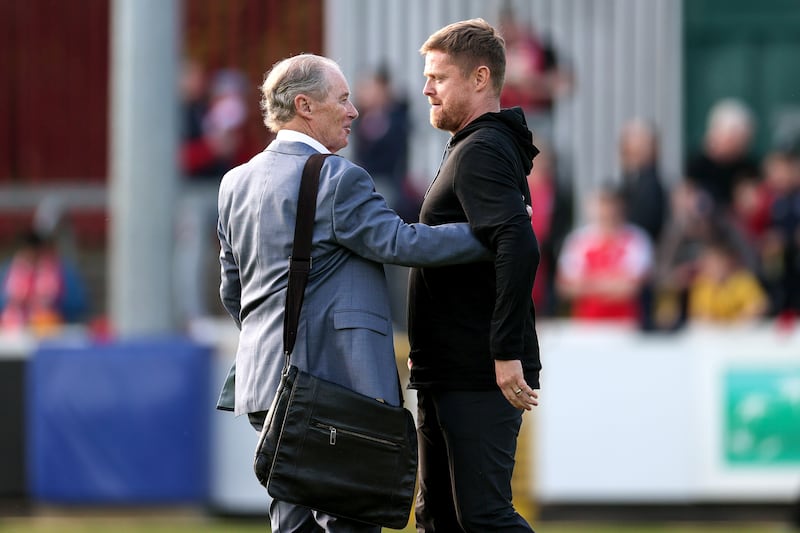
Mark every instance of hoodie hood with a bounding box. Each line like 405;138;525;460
451;106;540;175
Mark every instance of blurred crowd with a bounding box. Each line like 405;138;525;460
545;99;800;332
0;59;265;335
489;8;800;332
0;201;89;335
0;229;87;334
3;19;799;337
174;60;261;328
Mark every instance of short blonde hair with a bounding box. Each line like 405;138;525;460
420;18;506;96
260;54;341;132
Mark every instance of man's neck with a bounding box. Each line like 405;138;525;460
452;99;501;135
276;128;330;154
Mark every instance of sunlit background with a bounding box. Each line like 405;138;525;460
1;0;799;532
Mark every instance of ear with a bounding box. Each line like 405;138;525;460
474;65;491;92
294;94;313;119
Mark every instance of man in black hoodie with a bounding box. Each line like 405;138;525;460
408;18;541;533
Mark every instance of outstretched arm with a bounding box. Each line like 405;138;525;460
332;165;491;267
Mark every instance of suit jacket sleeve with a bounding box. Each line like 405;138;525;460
217;196;242;330
331;165;491;266
452;140;539;360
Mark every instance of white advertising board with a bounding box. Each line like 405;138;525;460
535;322;800;503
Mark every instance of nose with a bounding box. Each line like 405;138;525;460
423;78;434;97
347;100;358;120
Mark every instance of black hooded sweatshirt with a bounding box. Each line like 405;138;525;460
408;107;542;391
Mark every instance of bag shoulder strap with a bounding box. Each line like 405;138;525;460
282;152;405;407
283;153;334;357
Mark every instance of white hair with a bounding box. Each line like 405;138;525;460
260;54;342;132
707;98;754;135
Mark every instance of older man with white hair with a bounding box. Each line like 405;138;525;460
687;98;759;210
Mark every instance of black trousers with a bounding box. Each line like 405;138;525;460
415;389;534;533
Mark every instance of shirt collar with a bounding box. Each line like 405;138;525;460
276;129;330;154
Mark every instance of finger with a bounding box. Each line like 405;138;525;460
514;382;533;396
511;386;527;404
524;389;539;407
518;384;539;407
504;389;526;410
523;388;539;400
510;389;531;411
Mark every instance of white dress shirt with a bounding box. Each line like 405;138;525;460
276;129;330;154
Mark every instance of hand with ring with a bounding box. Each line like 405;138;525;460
495;359;539;410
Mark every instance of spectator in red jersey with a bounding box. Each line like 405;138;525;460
556;186;653;321
0;230;88;333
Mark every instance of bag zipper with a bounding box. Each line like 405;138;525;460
312;421;400;448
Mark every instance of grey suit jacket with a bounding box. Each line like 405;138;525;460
217;140;488;416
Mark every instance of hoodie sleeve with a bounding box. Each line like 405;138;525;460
452;138;540;360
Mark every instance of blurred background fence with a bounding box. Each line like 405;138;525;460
0;0;323;318
0;0;322;184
